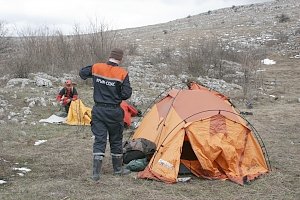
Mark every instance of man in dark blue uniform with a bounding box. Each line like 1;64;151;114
79;48;132;181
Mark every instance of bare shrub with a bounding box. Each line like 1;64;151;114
52;31;72;71
12;54;32;78
294;28;300;35
275;31;289;43
234;48;266;99
127;42;139;56
84;19;117;62
71;24;90;67
178;38;232;78
276;14;290;23
0;21;11;54
0;21;12;74
14;27;60;76
178;38;267;100
9;20;118;78
147;47;175;66
178;41;209;77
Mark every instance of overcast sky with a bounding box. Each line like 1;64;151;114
0;0;271;34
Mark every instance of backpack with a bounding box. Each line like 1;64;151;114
123;138;156;164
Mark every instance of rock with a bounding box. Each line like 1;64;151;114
22;107;32;115
0;99;8;107
6;78;31;88
30;122;37;125
35;77;53;87
39;97;47;107
11;118;19;123
26;97;47;107
28;101;35;107
9;111;18;117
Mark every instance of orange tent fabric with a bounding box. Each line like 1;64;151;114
132;82;269;185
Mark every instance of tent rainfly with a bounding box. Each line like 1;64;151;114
132;82;270;185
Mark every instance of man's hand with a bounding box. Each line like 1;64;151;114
62;98;71;105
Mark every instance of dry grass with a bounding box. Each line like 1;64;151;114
1;1;300;198
1;56;300;200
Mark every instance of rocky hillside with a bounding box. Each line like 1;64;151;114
114;0;300;106
117;0;299;55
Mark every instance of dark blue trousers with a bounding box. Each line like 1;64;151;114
91;105;124;156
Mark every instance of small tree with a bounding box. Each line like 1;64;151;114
235;49;264;100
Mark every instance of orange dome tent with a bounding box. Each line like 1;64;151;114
132;82;270;185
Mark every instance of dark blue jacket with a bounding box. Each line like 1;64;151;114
79;61;132;105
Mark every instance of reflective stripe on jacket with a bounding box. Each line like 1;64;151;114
79;62;132;104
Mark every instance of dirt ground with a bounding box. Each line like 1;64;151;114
0;56;299;200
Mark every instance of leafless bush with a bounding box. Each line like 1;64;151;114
12;54;32;78
0;21;11;54
177;38;267;99
0;21;12;74
264;39;278;47
178;38;233;78
276;14;290;23
147;47;175;66
84;19;117;62
9;20;118;78
234;48;265;99
127;42;139;56
178;41;207;77
294;28;300;35
14;27;65;76
275;31;289;43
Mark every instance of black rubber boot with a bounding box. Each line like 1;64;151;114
112;156;131;175
91;155;103;181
